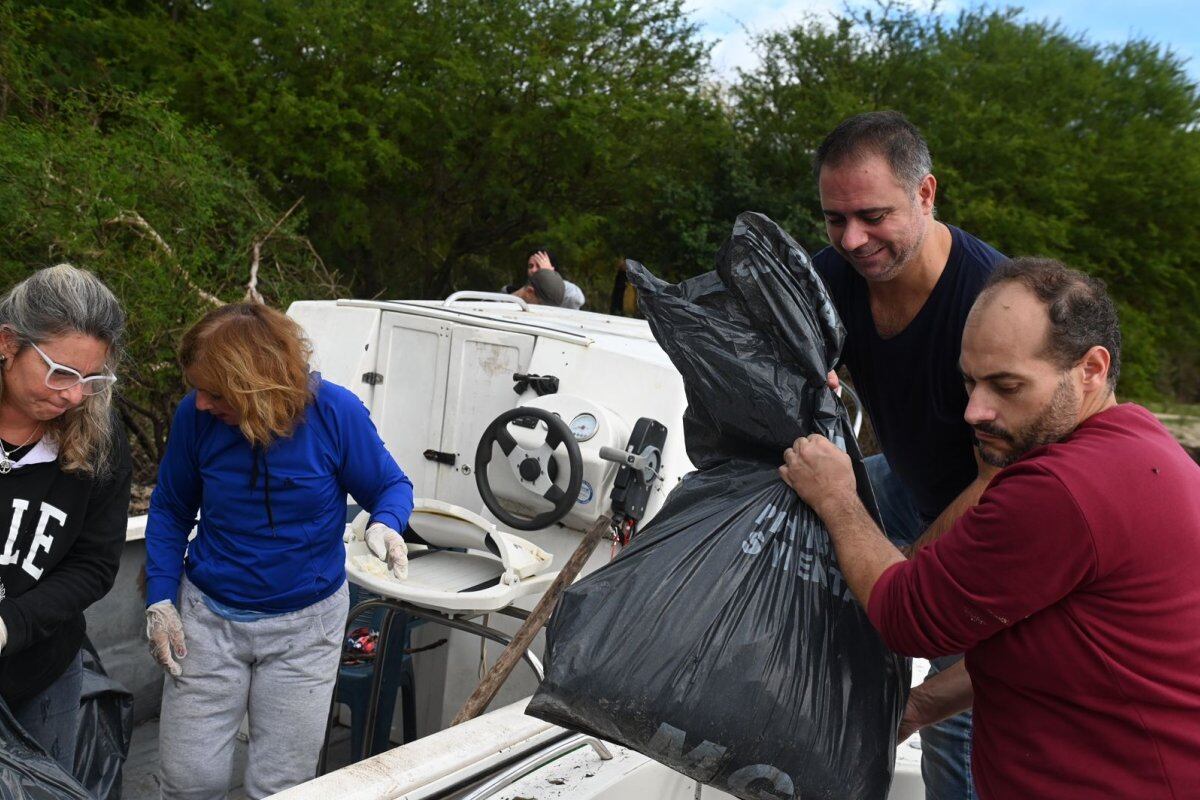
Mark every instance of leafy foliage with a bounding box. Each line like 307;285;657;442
24;0;734;296
733;4;1200;399
0;6;344;478
2;0;1199;466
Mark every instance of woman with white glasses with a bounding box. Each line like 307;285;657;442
0;264;131;772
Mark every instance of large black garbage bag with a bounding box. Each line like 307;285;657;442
75;640;133;800
0;696;90;800
527;212;909;800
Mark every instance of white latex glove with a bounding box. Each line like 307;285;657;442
365;522;408;580
146;600;187;677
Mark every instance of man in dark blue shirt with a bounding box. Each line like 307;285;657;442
811;111;1005;800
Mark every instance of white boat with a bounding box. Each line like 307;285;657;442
91;292;926;799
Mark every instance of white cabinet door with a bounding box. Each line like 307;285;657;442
437;326;535;511
289;303;382;407
370;313;452;500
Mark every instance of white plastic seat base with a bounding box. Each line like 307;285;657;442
345;499;555;614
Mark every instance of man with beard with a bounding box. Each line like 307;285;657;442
780;257;1200;798
813;110;1005;798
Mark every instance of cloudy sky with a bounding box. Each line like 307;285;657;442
686;0;1200;81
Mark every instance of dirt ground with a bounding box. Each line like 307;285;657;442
130;483;153;516
1157;413;1200;463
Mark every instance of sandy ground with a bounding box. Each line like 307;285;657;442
1158;413;1200;451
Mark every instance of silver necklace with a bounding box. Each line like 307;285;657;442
0;425;42;474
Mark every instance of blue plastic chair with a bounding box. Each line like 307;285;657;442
333;582;419;761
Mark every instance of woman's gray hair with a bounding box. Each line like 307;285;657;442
0;264;125;352
0;265;125;476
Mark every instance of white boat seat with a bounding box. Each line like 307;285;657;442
344;499;556;614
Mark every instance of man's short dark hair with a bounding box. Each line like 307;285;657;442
813;110;933;191
527;247;558;269
983;257;1122;390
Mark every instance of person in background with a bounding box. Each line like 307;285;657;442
781;257;1200;798
144;302;414;800
0;265;131;773
608;260;640;317
510;268;566;307
812;110;1006;799
504;248;586;309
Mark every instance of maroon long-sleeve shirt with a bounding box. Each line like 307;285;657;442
868;403;1200;799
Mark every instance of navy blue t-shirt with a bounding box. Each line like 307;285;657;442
814;226;1006;522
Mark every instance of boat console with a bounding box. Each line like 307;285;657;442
284;298;695;763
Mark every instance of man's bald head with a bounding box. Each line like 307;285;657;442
961;258;1121;466
973;257;1122;390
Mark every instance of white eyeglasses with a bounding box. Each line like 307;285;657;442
28;342;117;395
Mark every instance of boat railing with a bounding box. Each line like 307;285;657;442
443;291;529;310
458;732;613;800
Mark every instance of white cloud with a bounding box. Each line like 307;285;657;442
686;0;1198;82
686;0;962;81
686;0;840;80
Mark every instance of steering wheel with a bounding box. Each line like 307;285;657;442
474;407;584;531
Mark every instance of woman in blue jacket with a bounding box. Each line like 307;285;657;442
144;302;414;800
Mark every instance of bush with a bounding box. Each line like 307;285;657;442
0;29;343;477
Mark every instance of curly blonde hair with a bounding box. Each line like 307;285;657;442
0;265;124;477
179;302;313;447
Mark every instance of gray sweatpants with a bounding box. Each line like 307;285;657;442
158;576;348;800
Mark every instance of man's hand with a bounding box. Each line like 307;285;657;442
898;661;974;743
365;522;409;580
898;686;932;742
779;434;857;515
528;251;554;274
826;370;841;396
782;435;903;608
146;600;187;677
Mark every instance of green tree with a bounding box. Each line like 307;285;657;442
22;0;736;299
9;0;1199;401
734;4;1200;400
0;5;344;479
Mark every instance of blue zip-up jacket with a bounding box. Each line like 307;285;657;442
145;376;414;612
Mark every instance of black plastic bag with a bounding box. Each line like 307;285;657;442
527;213;908;800
75;640;133;800
0;696;90;800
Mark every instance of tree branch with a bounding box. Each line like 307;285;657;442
115;390;161;423
116;398;158;465
104;211;224;307
247;195;304;303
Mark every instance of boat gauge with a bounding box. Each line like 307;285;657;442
569;413;599;442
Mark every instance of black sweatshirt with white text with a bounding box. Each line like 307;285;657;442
0;432;131;705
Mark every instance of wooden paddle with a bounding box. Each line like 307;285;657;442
452;514;613;725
